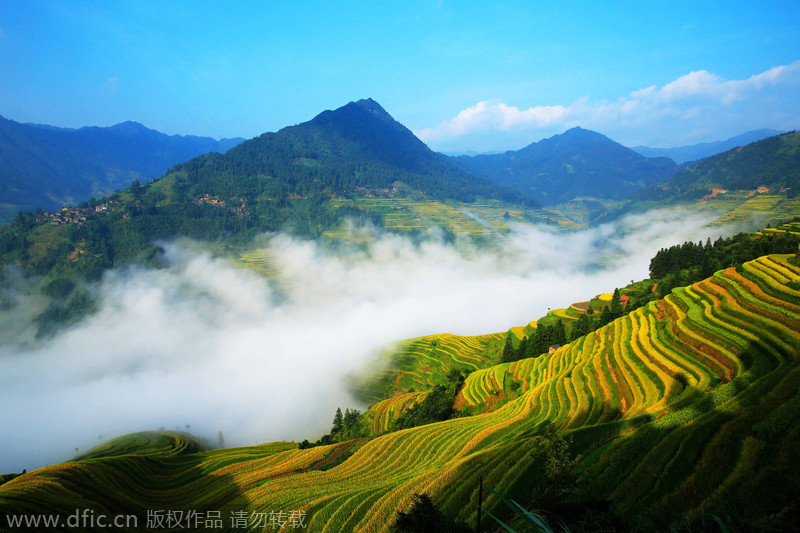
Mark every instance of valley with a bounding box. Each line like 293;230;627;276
1;248;798;531
1;100;799;532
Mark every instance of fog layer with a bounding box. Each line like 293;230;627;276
0;209;738;472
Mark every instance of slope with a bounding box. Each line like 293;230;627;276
665;130;800;194
2;254;798;531
172;98;536;207
452;127;677;205
0;115;244;222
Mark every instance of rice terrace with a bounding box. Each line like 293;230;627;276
3;3;800;532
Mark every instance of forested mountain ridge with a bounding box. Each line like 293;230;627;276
0;115;244;223
0;99;541;337
172;98;537;206
452;126;678;204
664;130;800;194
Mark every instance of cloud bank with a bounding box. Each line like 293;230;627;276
417;61;800;152
0;210;742;472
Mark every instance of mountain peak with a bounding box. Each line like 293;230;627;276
353;98;392;118
109;121;151;133
310;98;395;127
452;126;678;205
559;126;607;140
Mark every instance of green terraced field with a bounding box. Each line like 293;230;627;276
75;431;210;460
325;197;582;240
3;254;799;531
350;332;506;404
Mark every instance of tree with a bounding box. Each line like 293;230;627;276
553;319;567;346
391;493;469;532
501;332;516;363
529;424;579;505
610;288;622;315
332;408;344;434
570;314;591;342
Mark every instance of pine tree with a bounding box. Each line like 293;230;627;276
553;320;567;346
610;288;622;315
332;408;344;434
500;333;516;363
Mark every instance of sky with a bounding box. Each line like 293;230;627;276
0;209;743;472
1;1;799;150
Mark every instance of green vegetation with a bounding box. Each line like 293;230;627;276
3;116;800;532
668;131;800;193
453;127;677;205
391;493;471;532
0;100;543;337
3;250;799;531
649;226;800;296
74;431;210;460
0;115;243;223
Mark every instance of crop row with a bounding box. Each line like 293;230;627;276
5;255;800;530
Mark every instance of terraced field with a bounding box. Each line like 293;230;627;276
325;197;582;240
712;194;784;226
2;254;799;531
75;431;209;460
237;249;280;278
350;332;506;404
758;219;800;236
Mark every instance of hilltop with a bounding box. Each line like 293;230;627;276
452;127;678;205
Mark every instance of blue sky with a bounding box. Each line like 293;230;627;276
1;1;799;152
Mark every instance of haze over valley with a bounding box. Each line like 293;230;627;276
0;208;740;472
2;3;800;531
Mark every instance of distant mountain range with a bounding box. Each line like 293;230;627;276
451;127;678;205
0;115;244;222
630;129;783;164
1;99;792;224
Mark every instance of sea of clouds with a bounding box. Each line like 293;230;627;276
0;208;746;472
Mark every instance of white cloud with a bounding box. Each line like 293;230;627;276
0;209;745;472
416;100;569;141
416;61;800;152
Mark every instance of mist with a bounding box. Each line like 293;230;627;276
0;208;742;472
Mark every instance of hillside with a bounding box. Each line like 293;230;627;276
2;253;798;531
631;129;782;164
0;115;244;223
0;99;545;338
452;127;678;205
665;131;800;195
173;98;536;207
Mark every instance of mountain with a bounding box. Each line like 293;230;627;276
0;115;245;222
665;130;800;194
631;129;783;164
452;127;678;205
173;98;536;207
0;99;540;324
